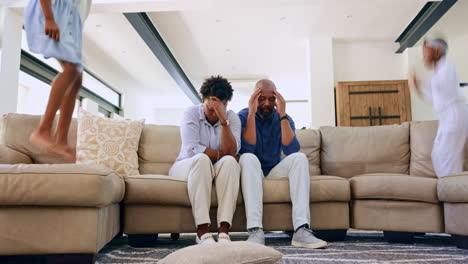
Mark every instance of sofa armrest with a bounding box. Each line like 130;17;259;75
437;172;468;203
0;144;32;164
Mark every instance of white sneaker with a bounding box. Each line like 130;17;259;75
247;228;265;245
196;233;216;245
217;232;231;243
292;227;328;249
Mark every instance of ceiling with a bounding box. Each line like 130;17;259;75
151;0;427;99
77;0;431;108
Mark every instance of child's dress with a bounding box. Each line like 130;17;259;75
24;0;92;72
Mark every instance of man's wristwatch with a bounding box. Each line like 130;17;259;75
221;119;230;127
280;114;288;122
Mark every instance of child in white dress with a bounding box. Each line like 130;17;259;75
24;0;92;161
410;38;468;178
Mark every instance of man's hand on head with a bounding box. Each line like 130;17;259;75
249;88;262;115
274;90;286;117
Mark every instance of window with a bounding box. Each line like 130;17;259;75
17;71;51;115
98;106;112;118
19;30;122;117
83;71;120;107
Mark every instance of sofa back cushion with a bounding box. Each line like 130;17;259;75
0;113;77;164
410;121;438;177
138;125;321;176
138;124;181;175
320;123;410;178
296;129;321;175
410;120;468;177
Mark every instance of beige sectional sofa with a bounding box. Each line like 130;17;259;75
0;113;467;263
0;114;124;263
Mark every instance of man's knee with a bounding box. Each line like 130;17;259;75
289;152;308;164
219;155;240;173
239;153;260;166
192;153;212;167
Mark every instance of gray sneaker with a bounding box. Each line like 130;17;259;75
247;228;265;245
292;227;328;249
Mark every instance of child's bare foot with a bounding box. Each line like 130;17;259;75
49;144;76;163
29;131;54;151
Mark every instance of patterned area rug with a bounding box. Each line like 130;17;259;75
96;231;468;264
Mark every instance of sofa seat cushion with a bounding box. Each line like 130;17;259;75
438;173;468;202
124;175;243;206
350;174;438;203
125;175;350;206
264;175;350;203
0;164;124;207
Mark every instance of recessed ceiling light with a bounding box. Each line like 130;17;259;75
346;15;353;19
226;49;231;52
280;16;286;21
216;19;222;23
122;51;127;54
96;24;102;27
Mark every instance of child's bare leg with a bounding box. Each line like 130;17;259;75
55;72;81;146
53;79;81;160
30;61;80;151
52;68;82;162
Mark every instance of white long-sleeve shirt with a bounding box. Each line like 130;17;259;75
176;104;242;161
421;57;466;114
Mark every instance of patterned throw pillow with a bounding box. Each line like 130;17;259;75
76;109;144;177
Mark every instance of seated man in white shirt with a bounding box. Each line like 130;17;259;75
169;76;242;244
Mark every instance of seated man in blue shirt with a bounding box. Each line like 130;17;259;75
238;79;327;249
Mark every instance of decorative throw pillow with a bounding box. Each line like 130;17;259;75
76;108;144;177
158;241;283;264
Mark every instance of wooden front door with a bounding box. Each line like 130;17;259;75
336;80;411;127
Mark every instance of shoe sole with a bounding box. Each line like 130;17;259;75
247;240;265;245
291;240;328;249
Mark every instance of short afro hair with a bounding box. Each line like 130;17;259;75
199;75;233;102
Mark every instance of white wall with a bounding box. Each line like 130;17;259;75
309;37;335;128
406;46;437;121
0;7;22;115
446;34;468;83
333;40;408;82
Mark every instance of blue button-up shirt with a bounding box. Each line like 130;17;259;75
176;104;241;161
238;108;300;175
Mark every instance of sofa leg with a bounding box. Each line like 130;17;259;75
384;231;414;244
46;254;97;264
452;234;468;249
171;233;180;241
313;229;347;242
414;232;426;236
113;231;124;240
128;234;158;247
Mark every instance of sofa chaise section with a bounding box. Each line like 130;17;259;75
0;164;124;262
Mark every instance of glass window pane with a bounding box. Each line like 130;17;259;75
82;72;120;107
22;30;120;109
17;71;51;115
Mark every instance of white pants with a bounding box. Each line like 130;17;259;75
239;152;310;231
433;105;468;178
169;154;240;227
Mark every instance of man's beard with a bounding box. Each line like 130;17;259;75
257;106;275;119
